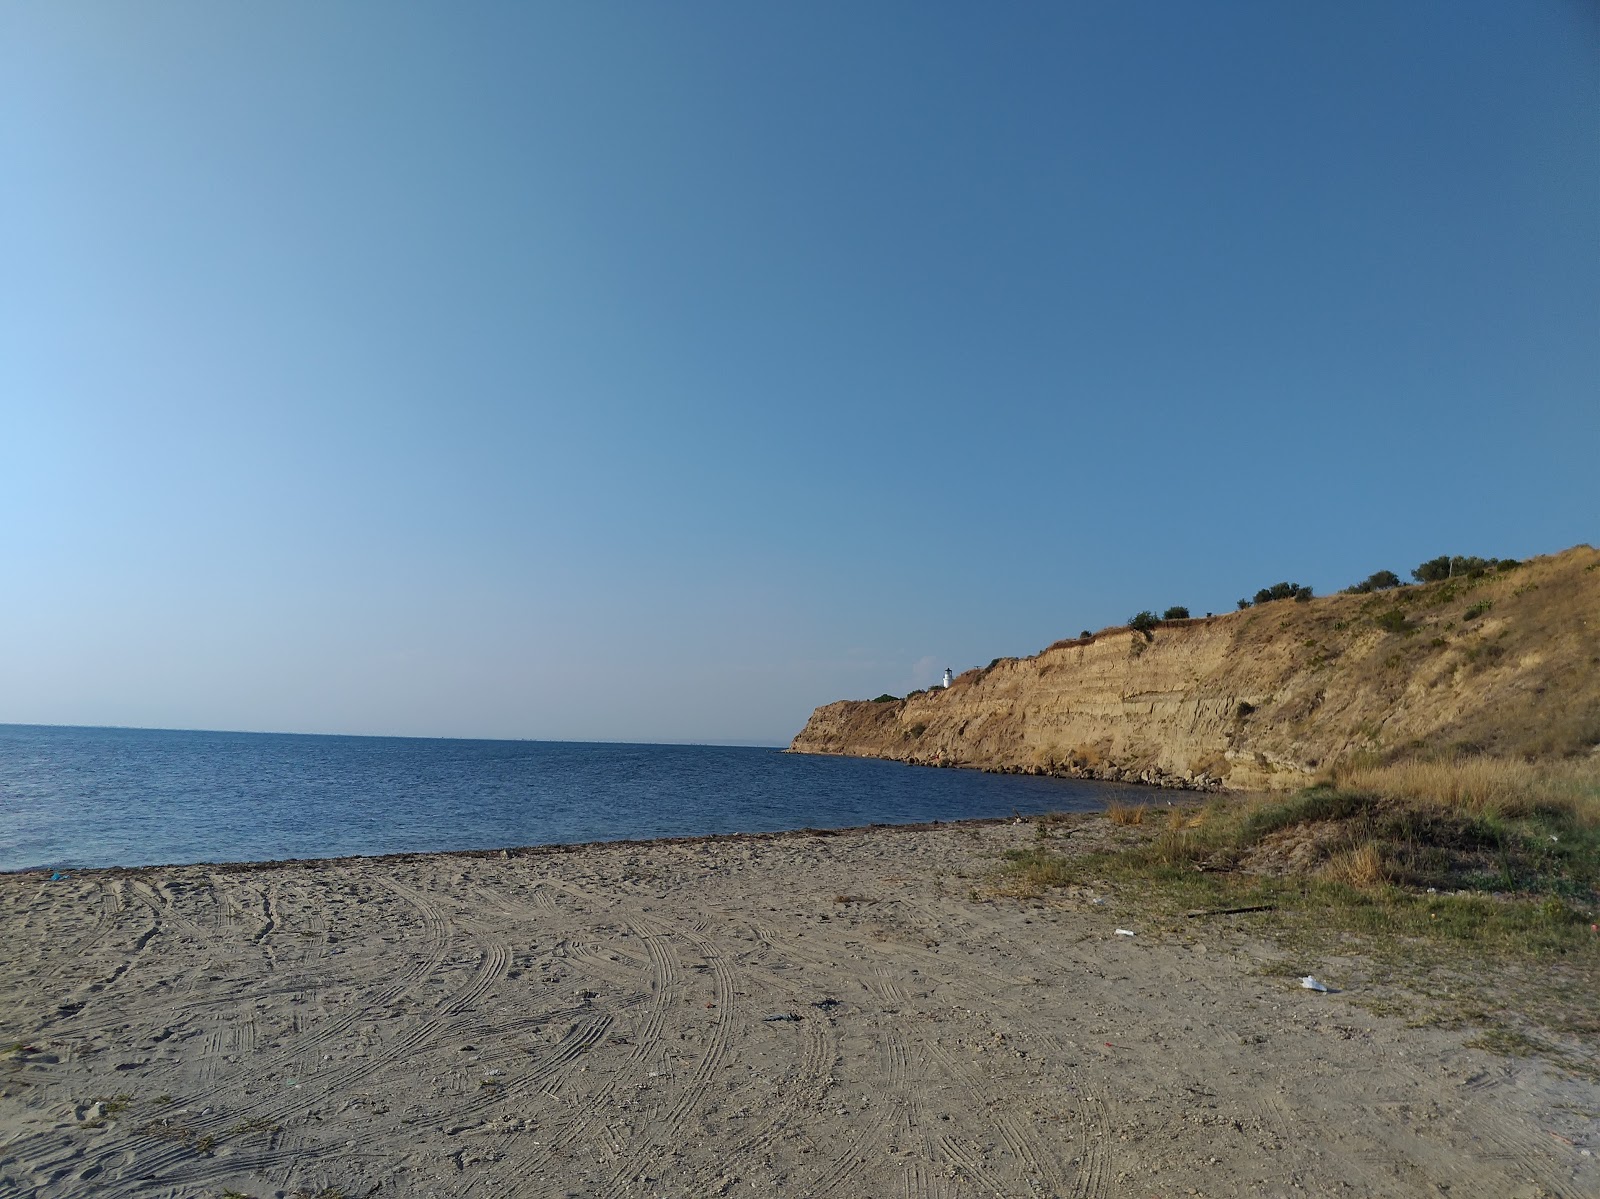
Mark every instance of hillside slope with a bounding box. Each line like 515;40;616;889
790;546;1600;791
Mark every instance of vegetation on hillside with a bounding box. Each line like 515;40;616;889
1339;555;1521;594
1413;555;1519;583
1004;755;1600;1067
1013;756;1598;926
1236;582;1313;608
832;546;1596;774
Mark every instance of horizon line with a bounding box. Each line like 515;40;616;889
0;721;787;750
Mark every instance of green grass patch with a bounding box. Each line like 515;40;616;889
1374;608;1417;635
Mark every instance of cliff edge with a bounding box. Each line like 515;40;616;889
790;546;1600;791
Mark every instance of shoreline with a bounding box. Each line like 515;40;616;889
0;812;1049;878
3;818;1593;1197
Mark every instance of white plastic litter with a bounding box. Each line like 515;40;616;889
1115;929;1136;937
1300;976;1329;992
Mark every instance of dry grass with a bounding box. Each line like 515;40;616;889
1318;841;1389;887
1327;754;1600;824
1008;755;1600;957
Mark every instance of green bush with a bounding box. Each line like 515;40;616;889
1128;611;1159;636
1375;608;1415;635
1413;555;1515;583
1237;598;1252;610
870;693;900;703
1162;605;1190;620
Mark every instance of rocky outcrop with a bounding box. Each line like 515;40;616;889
790;546;1600;791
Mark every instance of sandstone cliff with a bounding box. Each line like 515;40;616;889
790;546;1600;791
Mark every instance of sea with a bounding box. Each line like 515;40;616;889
0;724;1154;873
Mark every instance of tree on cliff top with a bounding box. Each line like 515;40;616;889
1413;555;1519;583
1345;569;1403;594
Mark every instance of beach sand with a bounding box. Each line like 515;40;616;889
1;820;1593;1198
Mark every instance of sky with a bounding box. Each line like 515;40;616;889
2;2;1596;745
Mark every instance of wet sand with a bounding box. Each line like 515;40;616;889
1;820;1594;1198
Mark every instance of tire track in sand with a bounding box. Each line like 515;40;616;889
804;1025;907;1197
143;1012;619;1199
53;874;464;1190
34;888;162;1034
595;920;742;1193
150;880;509;1190
577;921;734;1192
476;916;680;1199
917;1035;1069;1197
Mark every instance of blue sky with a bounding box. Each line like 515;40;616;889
2;2;1595;744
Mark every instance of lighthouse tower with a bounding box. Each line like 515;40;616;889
942;667;953;689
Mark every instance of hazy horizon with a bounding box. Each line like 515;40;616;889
4;3;1595;744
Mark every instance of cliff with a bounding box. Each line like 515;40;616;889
790;546;1600;791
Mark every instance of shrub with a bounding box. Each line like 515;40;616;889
1463;600;1492;621
1162;605;1190;620
1253;582;1313;604
1128;611;1159;636
1237;598;1252;610
1079;629;1092;640
1235;701;1256;720
870;693;899;703
1345;569;1403;594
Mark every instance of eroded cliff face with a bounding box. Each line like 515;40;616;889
790;546;1600;791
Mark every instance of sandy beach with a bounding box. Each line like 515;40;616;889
1;820;1594;1199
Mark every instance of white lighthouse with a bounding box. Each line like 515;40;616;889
942;667;953;689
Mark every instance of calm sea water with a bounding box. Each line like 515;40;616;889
0;724;1153;872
